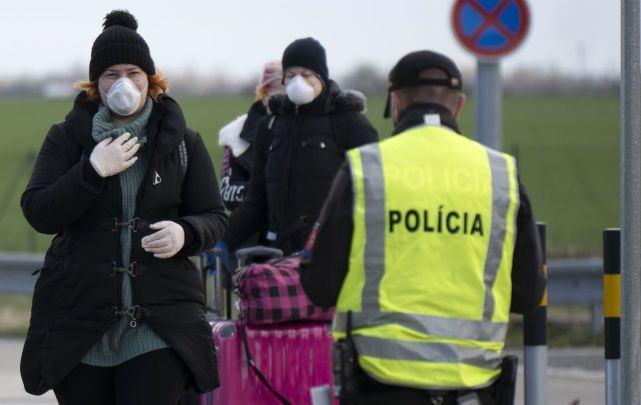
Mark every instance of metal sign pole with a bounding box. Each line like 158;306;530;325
475;59;502;150
621;0;641;404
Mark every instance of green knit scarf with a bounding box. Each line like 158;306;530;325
91;97;153;144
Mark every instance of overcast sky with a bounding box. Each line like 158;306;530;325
0;0;621;80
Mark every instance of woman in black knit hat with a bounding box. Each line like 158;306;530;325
20;10;226;404
220;37;379;256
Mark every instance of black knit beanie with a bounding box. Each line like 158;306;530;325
89;10;155;81
282;37;329;83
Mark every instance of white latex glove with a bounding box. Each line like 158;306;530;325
90;132;140;177
141;221;185;259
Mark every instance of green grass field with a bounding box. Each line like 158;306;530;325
0;94;619;257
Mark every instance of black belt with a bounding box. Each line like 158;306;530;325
354;371;495;405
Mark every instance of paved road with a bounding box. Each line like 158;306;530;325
0;339;55;405
0;338;605;404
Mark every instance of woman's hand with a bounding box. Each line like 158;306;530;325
142;221;185;259
89;132;140;177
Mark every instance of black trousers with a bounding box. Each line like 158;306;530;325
53;348;190;405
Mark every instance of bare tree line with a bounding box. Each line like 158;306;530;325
0;64;618;99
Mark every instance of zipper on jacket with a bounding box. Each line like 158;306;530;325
280;113;301;234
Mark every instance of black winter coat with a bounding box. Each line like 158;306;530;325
20;93;227;395
224;81;378;253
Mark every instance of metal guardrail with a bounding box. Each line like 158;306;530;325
0;253;605;330
547;257;603;334
0;252;44;294
548;257;602;305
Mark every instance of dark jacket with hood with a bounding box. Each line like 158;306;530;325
20;92;227;395
220;100;267;211
224;81;379;254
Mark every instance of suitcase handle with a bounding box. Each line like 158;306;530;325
200;247;231;319
235;246;283;267
211;246;231;274
202;246;283;320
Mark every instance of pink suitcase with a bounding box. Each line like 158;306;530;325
200;321;336;405
199;247;337;405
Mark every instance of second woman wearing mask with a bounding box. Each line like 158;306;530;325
218;61;284;212
221;37;378;255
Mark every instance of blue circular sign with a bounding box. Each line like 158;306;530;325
452;0;530;58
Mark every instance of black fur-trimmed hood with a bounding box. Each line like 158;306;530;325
268;81;366;116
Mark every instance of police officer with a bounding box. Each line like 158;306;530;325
300;50;546;404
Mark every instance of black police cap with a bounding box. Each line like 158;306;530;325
384;50;463;118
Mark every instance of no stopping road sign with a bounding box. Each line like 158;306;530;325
452;0;530;59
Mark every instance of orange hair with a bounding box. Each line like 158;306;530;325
74;69;168;103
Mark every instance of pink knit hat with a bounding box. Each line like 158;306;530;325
256;60;284;100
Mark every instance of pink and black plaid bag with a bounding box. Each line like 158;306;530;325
233;254;335;325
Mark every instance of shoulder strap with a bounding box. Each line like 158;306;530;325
241;322;292;405
267;115;276;131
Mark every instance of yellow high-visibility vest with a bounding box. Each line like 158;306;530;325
333;123;519;390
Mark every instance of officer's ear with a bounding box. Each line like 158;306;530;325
452;92;466;120
390;91;403;124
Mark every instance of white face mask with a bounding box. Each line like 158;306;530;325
286;75;316;106
101;77;143;116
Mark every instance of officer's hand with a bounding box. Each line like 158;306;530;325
142;221;185;259
90;132;140;177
